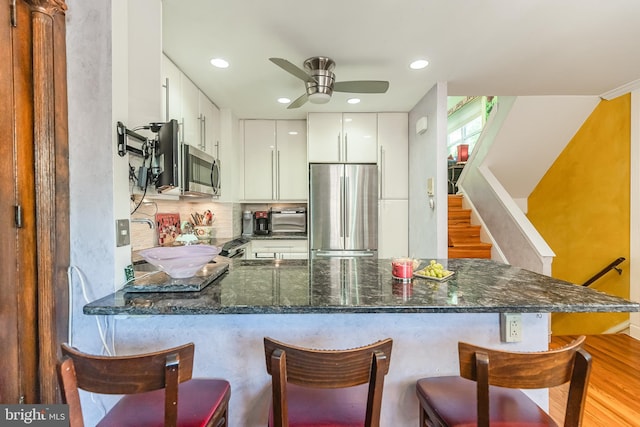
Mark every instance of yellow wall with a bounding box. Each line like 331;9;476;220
527;94;630;335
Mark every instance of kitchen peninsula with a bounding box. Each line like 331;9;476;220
84;258;638;427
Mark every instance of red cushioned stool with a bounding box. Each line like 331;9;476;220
263;337;393;427
416;336;591;427
59;342;230;427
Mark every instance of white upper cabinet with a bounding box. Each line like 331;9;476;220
161;55;182;123
243;120;307;201
180;75;200;148
198;92;220;157
378;113;409;200
308;113;377;163
276;120;307;200
244;120;276;200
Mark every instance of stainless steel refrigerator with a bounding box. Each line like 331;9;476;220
309;163;378;258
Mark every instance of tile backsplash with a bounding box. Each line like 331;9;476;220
131;198;241;250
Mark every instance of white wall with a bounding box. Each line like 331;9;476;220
408;82;448;258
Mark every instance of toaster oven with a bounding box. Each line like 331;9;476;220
270;207;307;234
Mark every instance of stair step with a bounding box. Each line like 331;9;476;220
448;208;471;222
448;195;463;209
448;243;492;259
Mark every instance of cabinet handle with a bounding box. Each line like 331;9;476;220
344;133;348;163
164;77;170;122
180;118;185;143
337;133;341;162
271;150;275;200
202;114;207;151
379;146;383;198
276;150;280;200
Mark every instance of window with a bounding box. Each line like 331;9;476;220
447;96;492;162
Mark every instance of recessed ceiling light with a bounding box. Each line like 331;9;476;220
347;98;361;104
288;131;298;135
410;59;429;70
277;97;291;104
210;58;229;68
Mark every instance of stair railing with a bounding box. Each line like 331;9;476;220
581;257;625;287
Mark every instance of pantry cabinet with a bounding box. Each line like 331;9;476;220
243;120;307;201
307;113;377;163
378;200;409;258
378;113;409;200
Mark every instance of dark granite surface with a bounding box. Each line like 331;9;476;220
248;233;307;240
84;258;639;316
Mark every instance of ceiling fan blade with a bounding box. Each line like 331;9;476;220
334;80;389;94
287;93;309;109
269;58;317;83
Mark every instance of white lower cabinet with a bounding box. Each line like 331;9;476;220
247;239;308;260
378;200;408;258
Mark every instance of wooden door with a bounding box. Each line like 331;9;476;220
0;0;69;403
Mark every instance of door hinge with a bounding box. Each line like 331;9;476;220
10;0;17;27
14;205;22;228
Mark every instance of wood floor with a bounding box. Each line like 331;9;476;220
550;334;640;426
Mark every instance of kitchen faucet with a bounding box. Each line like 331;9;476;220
131;218;155;229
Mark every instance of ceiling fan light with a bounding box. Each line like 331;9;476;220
308;92;331;104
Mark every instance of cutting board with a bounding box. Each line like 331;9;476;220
156;213;181;245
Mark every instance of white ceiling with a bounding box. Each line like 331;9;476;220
162;0;640;120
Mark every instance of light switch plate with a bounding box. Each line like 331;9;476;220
116;219;130;247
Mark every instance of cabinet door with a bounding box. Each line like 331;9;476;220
378;113;408;199
307;113;342;162
343;113;377;163
244;120;276;200
162;54;182;123
378;200;409;258
180;75;200;147
199;92;219;157
276;120;307;200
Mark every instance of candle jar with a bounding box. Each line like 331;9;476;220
392;258;414;282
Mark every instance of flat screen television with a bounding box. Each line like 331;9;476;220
155;119;179;192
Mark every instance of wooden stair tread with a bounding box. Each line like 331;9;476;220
448;195;492;259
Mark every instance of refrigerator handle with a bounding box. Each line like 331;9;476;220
337;133;341;162
344;176;349;237
340;176;345;237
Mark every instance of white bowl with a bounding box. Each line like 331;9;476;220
138;245;221;278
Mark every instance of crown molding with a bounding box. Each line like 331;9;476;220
600;79;640;100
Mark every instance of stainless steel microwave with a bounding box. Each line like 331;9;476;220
181;144;220;197
155;120;221;197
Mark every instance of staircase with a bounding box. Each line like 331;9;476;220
448;195;492;259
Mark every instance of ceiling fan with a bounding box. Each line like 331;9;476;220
269;56;389;109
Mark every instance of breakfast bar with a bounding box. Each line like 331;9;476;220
83;258;639;426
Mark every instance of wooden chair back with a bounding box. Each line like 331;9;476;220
263;337;393;427
458;336;591;427
58;342;195;427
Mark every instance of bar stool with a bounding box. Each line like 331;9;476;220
263;337;393;427
58;342;231;427
416;336;591;427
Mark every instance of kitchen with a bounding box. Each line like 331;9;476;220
59;1;640;426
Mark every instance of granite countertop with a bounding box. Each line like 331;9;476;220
84;258;639;316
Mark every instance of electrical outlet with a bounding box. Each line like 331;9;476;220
500;313;522;342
